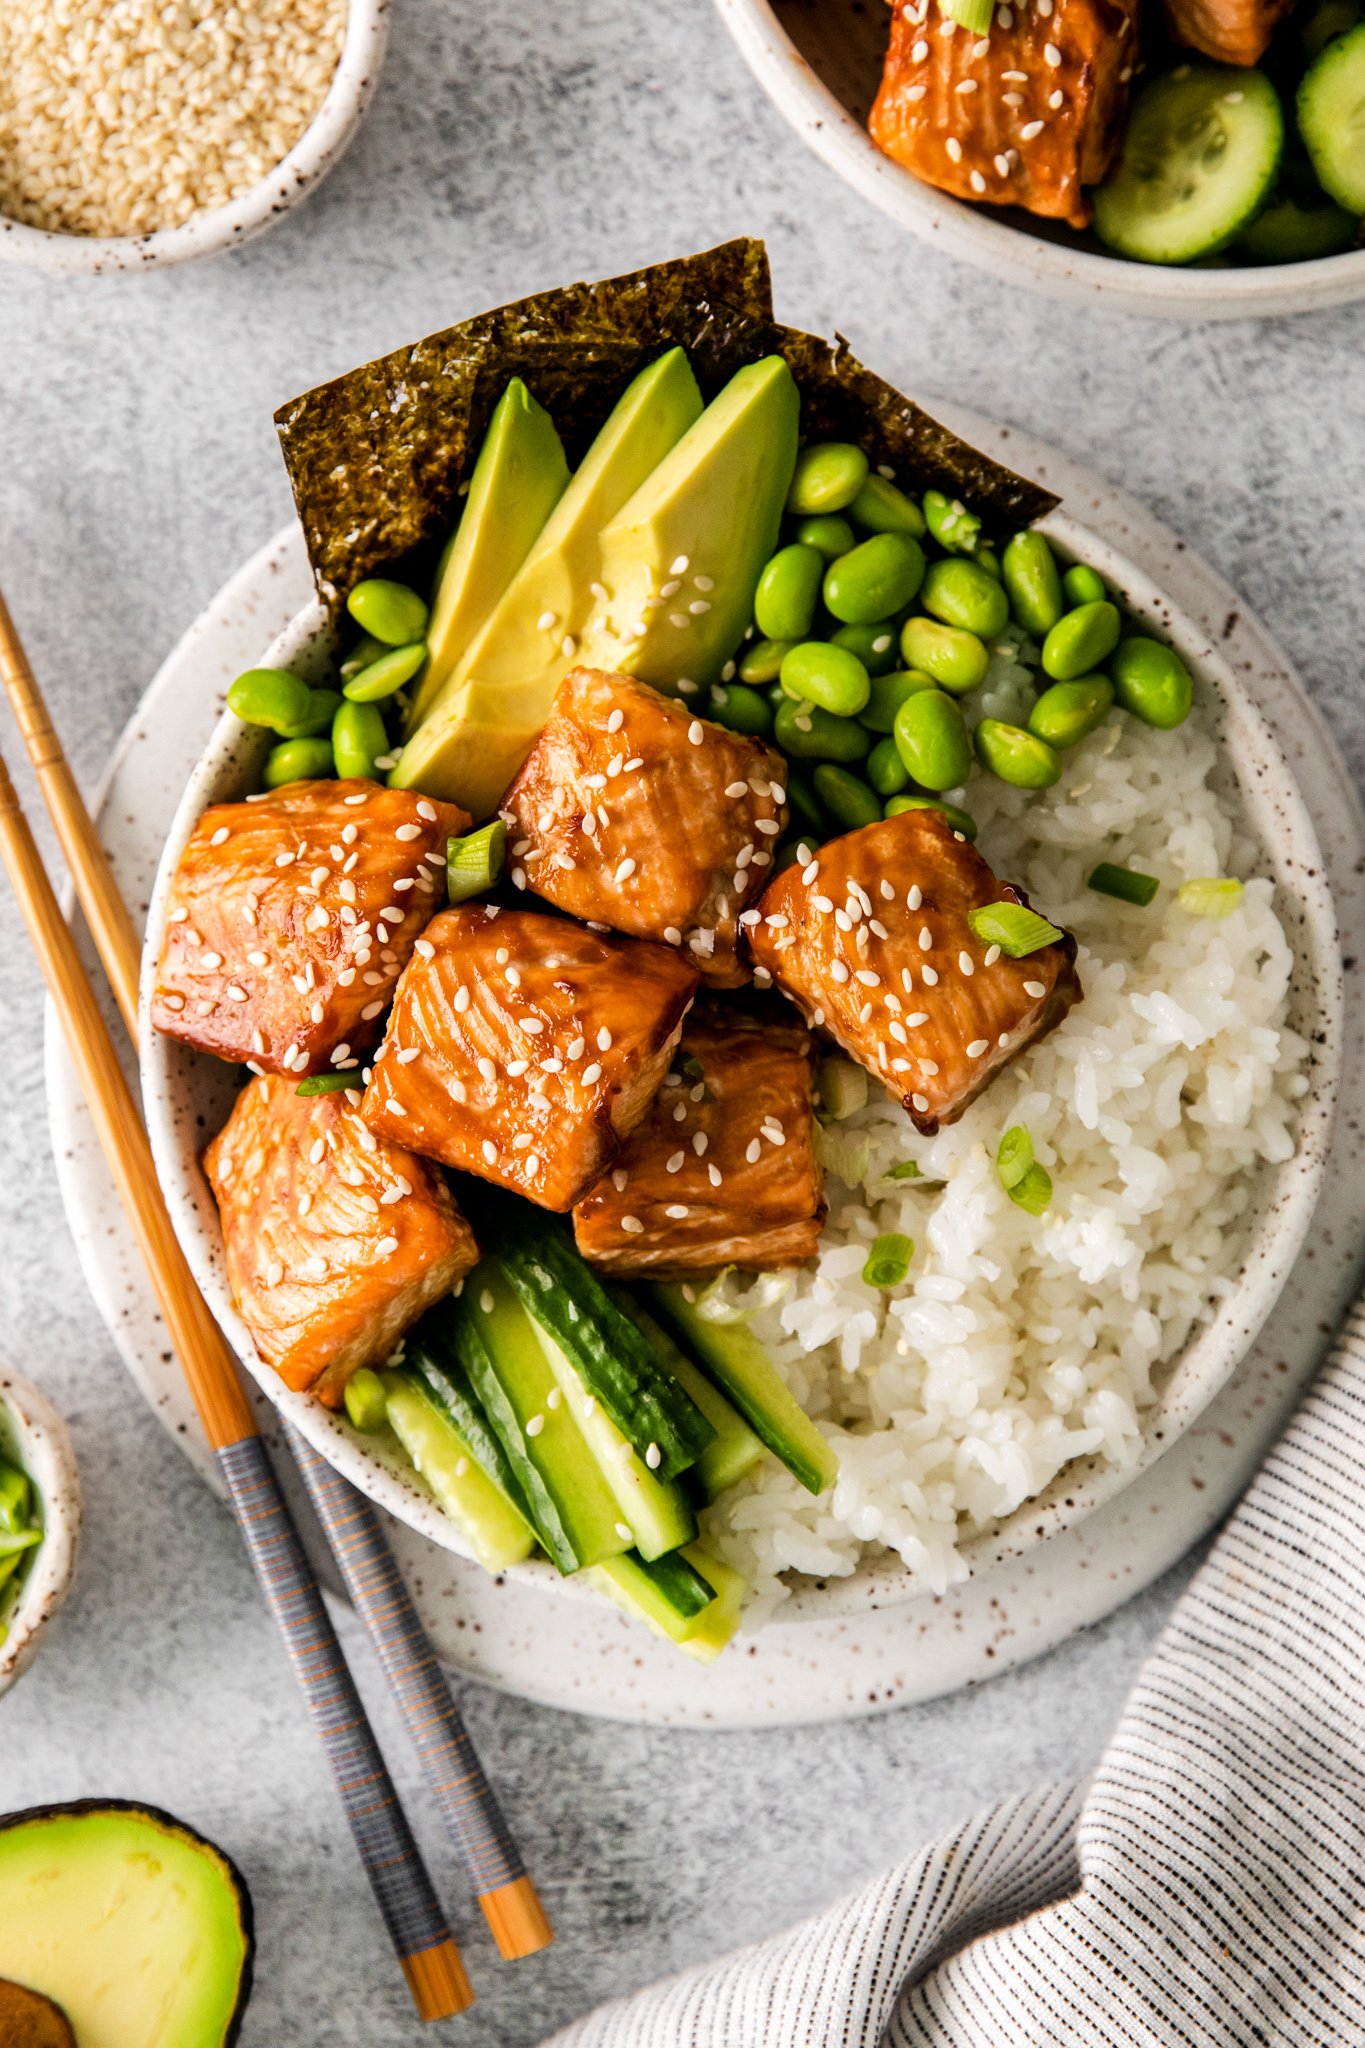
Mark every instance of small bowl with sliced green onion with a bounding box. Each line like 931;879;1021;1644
716;0;1365;319
0;1368;80;1699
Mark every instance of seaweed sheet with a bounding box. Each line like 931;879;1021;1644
275;238;1058;609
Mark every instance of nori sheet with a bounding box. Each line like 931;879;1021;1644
275;238;1058;610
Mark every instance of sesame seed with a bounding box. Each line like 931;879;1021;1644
664;1204;689;1220
395;823;421;842
621;1216;644;1234
985;944;1001;966
526;1414;545;1436
1024;979;1047;998
946;137;963;163
912;1094;930;1113
210;826;229;847
583;1063;603;1085
967;1038;989;1058
1021;119;1045;139
375;1237;398;1258
908;885;923;911
481;1139;498;1164
416;801;436;822
561;636;577;659
597;1027;613;1051
537;610;557;631
919;927;932;951
745;1138;762;1163
645;1442;662;1468
615;857;637;883
959;951;975;975
688;720;704;745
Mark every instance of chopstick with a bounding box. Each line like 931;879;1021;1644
0;627;472;2026
0;589;553;1965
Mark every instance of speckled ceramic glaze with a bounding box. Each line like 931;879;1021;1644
714;0;1365;322
0;0;389;276
45;417;1365;1723
0;1369;81;1700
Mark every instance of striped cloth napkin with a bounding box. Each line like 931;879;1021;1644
548;1298;1365;2047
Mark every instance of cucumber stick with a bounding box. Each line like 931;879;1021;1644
380;1373;535;1573
404;1328;527;1507
490;1215;714;1479
450;1268;631;1575
593;1543;744;1662
534;1318;697;1561
677;1545;747;1665
619;1295;765;1500
646;1284;838;1498
1299;25;1365;211
1094;67;1284;264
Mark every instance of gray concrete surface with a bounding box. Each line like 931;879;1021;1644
2;3;1363;2041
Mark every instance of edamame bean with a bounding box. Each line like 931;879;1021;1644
824;533;926;626
1109;637;1193;729
774;695;871;763
900;616;990;695
974;718;1062;789
922;489;981;555
342;642;427;702
281;688;343;738
975;543;1002;581
739;637;794;685
832;622;900;676
892;688;972;791
755;543;824;642
794;514;856;559
920;557;1010;640
263;736;334;787
813;764;882;832
786;442;870;516
1040;599;1121;681
885;793;978;841
331;700;389;780
784;764;829;836
1062;562;1106;607
1001;531;1064;640
707;682;774;736
780;641;871;717
1028;674;1114;749
340;633;388;680
346;578;429;646
866;734;912;796
227;667;312;734
860;668;935;732
849;473;927;538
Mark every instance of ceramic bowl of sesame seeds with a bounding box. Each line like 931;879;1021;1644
0;0;390;275
714;0;1365;320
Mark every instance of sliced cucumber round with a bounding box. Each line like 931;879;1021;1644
1298;24;1365;213
1094;66;1284;265
1239;193;1359;262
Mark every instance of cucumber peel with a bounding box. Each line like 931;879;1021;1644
1095;67;1284;265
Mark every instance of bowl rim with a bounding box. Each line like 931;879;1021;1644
0;0;390;276
0;1367;82;1697
713;0;1365;320
137;498;1341;1621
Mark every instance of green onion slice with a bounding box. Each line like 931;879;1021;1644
863;1233;914;1289
1009;1164;1053;1217
967;903;1064;957
1177;877;1243;918
884;1159;923;1182
296;1072;364;1097
816;1056;869;1123
447;819;507;904
940;0;995;30
344;1368;390;1434
1089;863;1159;907
996;1125;1034;1192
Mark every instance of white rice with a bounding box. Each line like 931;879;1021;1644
699;697;1308;1624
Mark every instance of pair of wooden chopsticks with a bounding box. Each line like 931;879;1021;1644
0;589;552;2018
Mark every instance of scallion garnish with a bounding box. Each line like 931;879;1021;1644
447;819;506;904
1088;863;1159;907
996;1127;1053;1215
1177;877;1243;918
816;1056;869;1123
967;903;1064;957
884;1159;923;1182
863;1233;914;1289
296;1072;363;1097
940;0;995;30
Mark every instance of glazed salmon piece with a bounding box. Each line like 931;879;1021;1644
500;667;788;989
572;1014;825;1277
870;0;1139;229
203;1073;478;1407
152;778;469;1077
361;905;701;1212
1160;0;1292;63
746;808;1079;1135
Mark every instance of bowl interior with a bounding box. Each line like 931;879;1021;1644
139;512;1341;1621
717;0;1365;318
0;1370;81;1693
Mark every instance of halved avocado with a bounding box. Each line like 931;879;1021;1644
0;1801;254;2046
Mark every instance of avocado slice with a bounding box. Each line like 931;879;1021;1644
581;355;800;692
405;378;570;734
391;345;703;816
0;1801;253;2046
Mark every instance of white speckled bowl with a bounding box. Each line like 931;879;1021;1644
714;0;1365;321
138;498;1342;1622
0;1369;81;1699
0;0;389;277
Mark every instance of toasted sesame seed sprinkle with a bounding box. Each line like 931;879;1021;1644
621;1216;644;1234
583;1062;603;1085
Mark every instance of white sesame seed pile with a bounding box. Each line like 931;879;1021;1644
0;0;347;238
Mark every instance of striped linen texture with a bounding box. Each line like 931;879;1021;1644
549;1300;1365;2046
